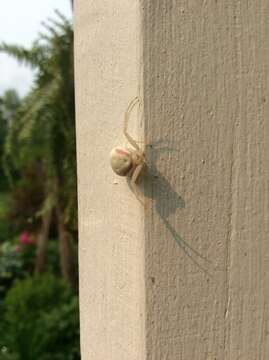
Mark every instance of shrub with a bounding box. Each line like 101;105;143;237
0;242;23;303
0;233;37;303
0;273;80;360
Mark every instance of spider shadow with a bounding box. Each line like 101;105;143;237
128;140;212;276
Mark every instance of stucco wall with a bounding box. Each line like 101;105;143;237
75;1;269;359
74;1;145;359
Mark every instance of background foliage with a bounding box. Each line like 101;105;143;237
0;274;79;360
0;11;80;359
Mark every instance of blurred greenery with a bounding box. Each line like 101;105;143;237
0;193;13;243
0;10;80;360
0;274;79;360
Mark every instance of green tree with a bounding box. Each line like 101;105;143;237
0;90;20;191
1;90;20;124
0;12;77;287
0;100;7;190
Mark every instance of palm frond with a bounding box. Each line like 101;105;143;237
0;43;45;68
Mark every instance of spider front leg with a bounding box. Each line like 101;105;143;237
124;96;142;151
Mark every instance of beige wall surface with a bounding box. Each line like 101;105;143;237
75;1;269;359
74;1;145;359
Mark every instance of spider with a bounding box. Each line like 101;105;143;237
110;96;146;202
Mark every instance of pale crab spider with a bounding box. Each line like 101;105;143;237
110;97;146;202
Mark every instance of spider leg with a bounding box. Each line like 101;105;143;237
130;163;145;205
132;163;144;184
124;97;142;151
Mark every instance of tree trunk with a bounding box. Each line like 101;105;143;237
35;209;52;273
56;205;77;288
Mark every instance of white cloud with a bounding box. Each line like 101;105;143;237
0;0;72;97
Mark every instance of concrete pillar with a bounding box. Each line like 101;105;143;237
75;1;269;359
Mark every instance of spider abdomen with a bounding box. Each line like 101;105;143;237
110;147;133;176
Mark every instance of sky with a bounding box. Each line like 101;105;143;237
0;0;72;97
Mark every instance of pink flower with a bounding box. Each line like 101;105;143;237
20;231;31;245
15;245;22;252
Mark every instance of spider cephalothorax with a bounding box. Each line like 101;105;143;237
109;97;145;201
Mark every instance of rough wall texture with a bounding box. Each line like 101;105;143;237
143;1;269;359
75;1;269;359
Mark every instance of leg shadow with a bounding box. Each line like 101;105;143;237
128;140;213;277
